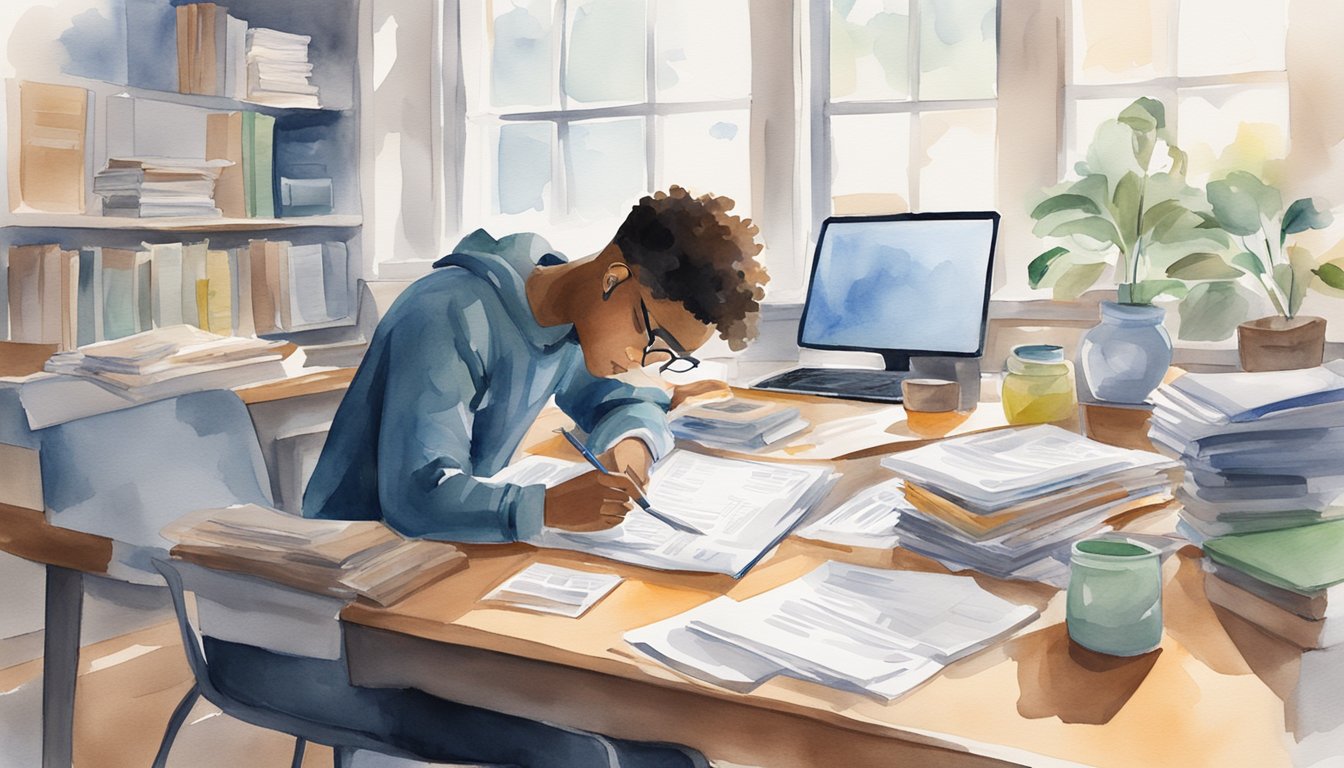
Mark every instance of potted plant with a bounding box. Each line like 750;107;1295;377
1203;170;1337;371
1027;98;1235;403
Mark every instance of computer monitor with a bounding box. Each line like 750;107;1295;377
797;211;1000;372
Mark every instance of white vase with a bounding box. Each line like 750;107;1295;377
1079;301;1172;404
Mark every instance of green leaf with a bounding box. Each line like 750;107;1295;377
1314;262;1344;290
1052;261;1108;301
1166;252;1243;280
1178;282;1249;341
1118;98;1164;134
1272;263;1306;318
1048;216;1122;247
1282;197;1334;241
1111;172;1142;250
1028;247;1070;288
1231;251;1266;275
1207;171;1282;236
1127;279;1188;305
1287;245;1318;317
1141;199;1187;235
1031;194;1101;221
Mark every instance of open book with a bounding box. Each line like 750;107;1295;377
497;452;836;578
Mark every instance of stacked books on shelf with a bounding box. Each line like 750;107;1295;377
669;399;808;452
94;158;228;218
625;561;1037;700
175;3;321;108
5;239;351;350
246;27;322;108
162;503;467;606
879;425;1181;583
1149;362;1344;543
1201;520;1344;649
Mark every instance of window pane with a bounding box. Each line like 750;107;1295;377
919;108;996;210
1178;0;1286;77
918;0;997;100
564;0;647;105
657;111;751;216
830;113;911;214
655;0;750;102
489;0;557;109
496;122;554;215
566;118;647;220
1067;96;1142;173
1071;0;1172;85
831;0;911;102
1178;84;1289;185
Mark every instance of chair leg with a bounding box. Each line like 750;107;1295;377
291;737;307;768
332;745;356;768
151;684;201;768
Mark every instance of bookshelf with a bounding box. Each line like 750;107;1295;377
2;0;364;348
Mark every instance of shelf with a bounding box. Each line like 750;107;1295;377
2;214;363;232
50;72;353;115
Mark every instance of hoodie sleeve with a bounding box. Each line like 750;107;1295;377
374;297;544;542
554;363;674;459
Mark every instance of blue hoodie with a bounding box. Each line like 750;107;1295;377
302;230;674;542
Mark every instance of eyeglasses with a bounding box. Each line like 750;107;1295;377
639;300;700;374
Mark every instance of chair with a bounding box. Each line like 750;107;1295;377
151;558;435;768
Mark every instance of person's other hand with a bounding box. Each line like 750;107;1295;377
670;379;732;410
600;437;654;489
543;470;640;532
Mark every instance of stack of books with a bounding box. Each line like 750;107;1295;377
162;503;467;606
94;158;229;218
1202;520;1344;649
246;27;321;108
670;399;808;451
1149;362;1344;543
879;425;1180;582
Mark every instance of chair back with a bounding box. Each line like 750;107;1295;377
38;390;272;576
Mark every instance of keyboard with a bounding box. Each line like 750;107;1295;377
752;367;909;404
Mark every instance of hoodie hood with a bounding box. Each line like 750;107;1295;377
432;229;574;351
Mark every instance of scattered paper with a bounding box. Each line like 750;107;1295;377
482;563;623;618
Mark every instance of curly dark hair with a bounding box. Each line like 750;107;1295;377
612;186;768;351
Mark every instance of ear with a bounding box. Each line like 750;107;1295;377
601;263;632;301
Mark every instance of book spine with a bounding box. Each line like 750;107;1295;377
134;251;152;333
249;239;277;334
321;242;350;321
206;112;246;219
206;248;233;335
76;247;100;347
252;113;277;218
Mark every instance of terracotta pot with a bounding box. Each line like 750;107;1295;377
1237;315;1326;372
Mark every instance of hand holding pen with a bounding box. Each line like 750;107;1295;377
556;428;704;535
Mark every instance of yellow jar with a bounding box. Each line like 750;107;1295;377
1002;344;1077;425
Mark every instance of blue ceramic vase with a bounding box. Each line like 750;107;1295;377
1078;301;1172;404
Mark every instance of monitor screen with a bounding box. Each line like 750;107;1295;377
798;212;999;357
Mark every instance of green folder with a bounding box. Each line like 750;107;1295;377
242;112;276;219
1204;519;1344;594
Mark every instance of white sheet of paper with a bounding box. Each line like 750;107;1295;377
481;563;622;618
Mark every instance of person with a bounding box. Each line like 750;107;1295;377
207;187;768;768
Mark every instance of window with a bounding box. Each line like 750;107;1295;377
458;0;752;253
1066;0;1289;186
812;0;999;227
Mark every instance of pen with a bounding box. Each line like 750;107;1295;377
555;428;705;535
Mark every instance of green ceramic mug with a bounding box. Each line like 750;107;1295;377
1066;538;1163;656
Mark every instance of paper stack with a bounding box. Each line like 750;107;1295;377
94;158;229;218
1201;520;1344;649
626;561;1037;700
246;27;322;108
163;503;467;606
879;425;1180;582
670;399;808;452
1149;361;1344;543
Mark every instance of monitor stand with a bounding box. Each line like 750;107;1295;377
880;352;913;373
907;355;982;411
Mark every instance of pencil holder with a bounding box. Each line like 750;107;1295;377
1066;538;1162;656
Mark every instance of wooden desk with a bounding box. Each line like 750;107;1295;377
341;412;1302;768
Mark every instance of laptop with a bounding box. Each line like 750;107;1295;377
752;211;1000;404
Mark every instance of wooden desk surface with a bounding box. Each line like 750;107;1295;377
342;454;1295;768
